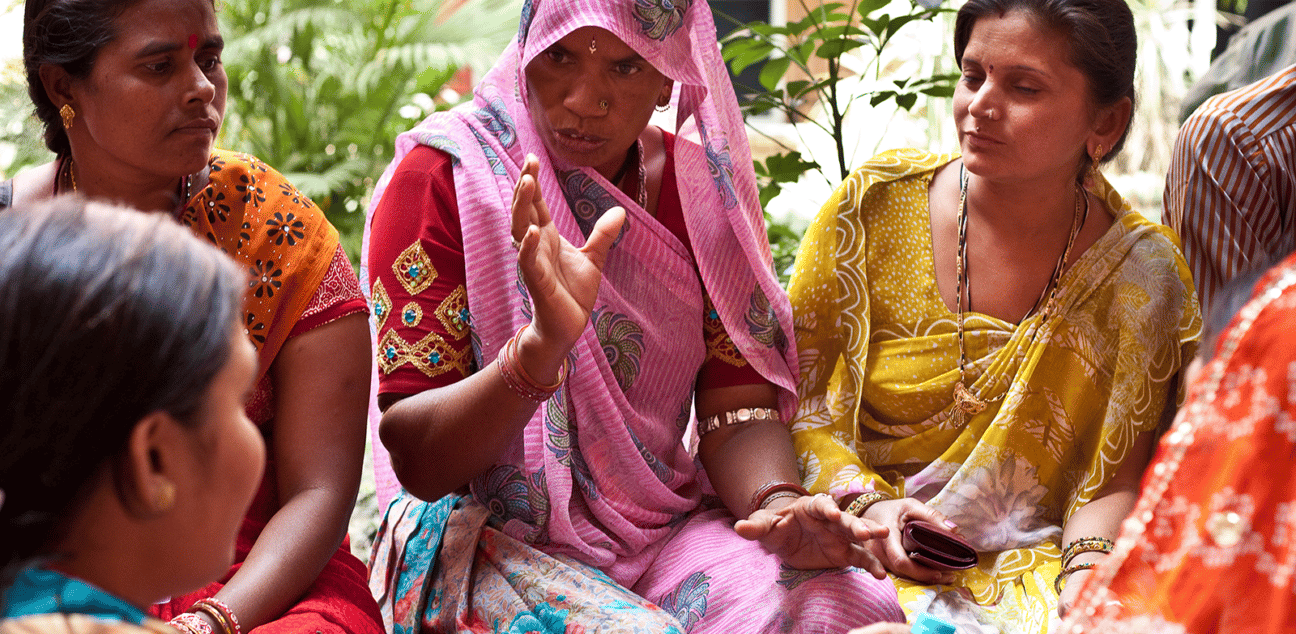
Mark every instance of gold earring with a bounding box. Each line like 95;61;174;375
60;104;75;130
589;38;597;54
154;480;176;512
1090;144;1104;176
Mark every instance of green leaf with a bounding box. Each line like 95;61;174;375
758;57;791;91
896;92;918;110
816;38;867;59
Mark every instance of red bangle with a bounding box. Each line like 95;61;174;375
497;324;568;401
747;480;809;517
191;597;241;634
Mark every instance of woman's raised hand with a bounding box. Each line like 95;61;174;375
862;498;960;584
511;154;625;367
735;494;890;576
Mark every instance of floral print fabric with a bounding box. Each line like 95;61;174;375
1062;254;1296;634
787;150;1201;633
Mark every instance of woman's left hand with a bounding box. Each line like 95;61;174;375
735;493;890;576
1057;565;1093;618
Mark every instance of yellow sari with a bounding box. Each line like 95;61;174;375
788;150;1200;633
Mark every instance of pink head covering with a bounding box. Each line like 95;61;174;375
361;0;797;565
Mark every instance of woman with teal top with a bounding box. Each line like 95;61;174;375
0;197;265;633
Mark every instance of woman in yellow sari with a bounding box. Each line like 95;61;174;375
788;0;1200;631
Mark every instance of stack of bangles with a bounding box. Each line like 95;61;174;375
169;598;242;634
497;324;569;402
842;491;893;517
1054;536;1115;593
747;480;810;517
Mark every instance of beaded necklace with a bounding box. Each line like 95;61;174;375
952;166;1089;419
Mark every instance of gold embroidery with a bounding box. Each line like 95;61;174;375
376;329;471;379
436;285;471;340
372;278;392;331
399;302;424;328
393;241;436;296
703;295;747;367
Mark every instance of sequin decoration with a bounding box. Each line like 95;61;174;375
436;285;471;340
1206;511;1245;547
392;241;437;296
400;302;423;328
371;278;393;331
703;295;746;367
376;329;471;379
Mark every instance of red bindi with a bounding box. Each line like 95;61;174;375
188;34;198;49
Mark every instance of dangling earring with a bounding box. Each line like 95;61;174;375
588;38;597;54
154;480;176;513
60;104;75;130
1087;144;1104;187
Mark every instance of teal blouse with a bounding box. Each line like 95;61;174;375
1;567;147;625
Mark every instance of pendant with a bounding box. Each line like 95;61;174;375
953;381;987;415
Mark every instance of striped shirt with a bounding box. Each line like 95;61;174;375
1165;64;1296;314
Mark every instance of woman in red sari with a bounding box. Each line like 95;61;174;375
1061;253;1296;633
5;0;383;632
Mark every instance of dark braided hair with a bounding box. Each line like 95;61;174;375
0;197;245;594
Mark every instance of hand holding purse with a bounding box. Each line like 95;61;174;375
901;520;978;571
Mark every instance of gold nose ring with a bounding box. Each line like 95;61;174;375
599;100;609;110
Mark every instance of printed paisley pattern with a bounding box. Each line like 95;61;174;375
593;308;645;391
788;150;1201;634
633;0;691;40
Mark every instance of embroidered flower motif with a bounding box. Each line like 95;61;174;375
249;259;283;299
470;128;507;176
558;169;625;240
399;302;423;328
703;295;746;367
656;571;710;629
205;190;230;224
939;453;1052;552
371;279;392;331
480;464;538;525
435;285;471;339
472;97;517;149
517;0;536;44
745;284;788;353
545;391;599;500
278;182;303;205
234;173;265;207
375;328;470;378
265;211;306;246
236;221;253;249
633;0;691;40
775;566;837;591
593;308;644;392
408;132;463;166
698;120;739;209
392;241;437;296
244;312;267;345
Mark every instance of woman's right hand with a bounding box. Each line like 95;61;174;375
510;154;625;375
862;498;960;584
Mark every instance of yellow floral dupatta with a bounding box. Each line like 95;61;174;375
788;149;1200;633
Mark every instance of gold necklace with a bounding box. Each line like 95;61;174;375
59;157;193;213
953;167;1088;417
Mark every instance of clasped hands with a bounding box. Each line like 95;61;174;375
737;496;959;585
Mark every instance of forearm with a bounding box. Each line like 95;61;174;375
699;418;802;519
211;486;355;628
695;383;796;519
380;362;549;501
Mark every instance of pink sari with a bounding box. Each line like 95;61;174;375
361;0;903;631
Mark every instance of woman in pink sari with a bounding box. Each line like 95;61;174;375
362;0;911;631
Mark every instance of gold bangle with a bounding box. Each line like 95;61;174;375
1060;536;1114;569
1054;562;1097;594
843;491;892;517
